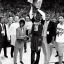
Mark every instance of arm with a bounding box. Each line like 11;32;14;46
38;9;45;20
51;23;57;44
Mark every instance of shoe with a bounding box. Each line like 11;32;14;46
11;55;13;58
20;61;24;64
55;55;58;57
55;62;59;64
24;50;27;53
34;61;39;64
4;55;8;58
14;63;17;64
62;61;64;63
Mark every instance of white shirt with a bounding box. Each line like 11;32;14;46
42;21;50;37
38;9;45;20
56;23;64;43
6;24;10;40
9;22;19;36
25;21;32;30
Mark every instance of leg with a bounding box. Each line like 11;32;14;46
14;47;18;64
35;50;41;64
42;37;49;64
42;42;47;64
4;46;8;58
47;44;53;64
19;43;24;64
59;56;63;64
31;50;35;64
24;42;27;53
55;51;59;57
42;37;53;64
57;43;63;64
11;45;14;57
55;42;59;57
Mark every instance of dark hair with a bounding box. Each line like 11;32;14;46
19;20;25;25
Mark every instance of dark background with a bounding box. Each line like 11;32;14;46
0;0;64;11
0;0;64;17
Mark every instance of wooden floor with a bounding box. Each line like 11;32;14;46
0;42;64;64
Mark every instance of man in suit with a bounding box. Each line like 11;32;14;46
0;21;3;53
1;17;8;58
42;14;56;64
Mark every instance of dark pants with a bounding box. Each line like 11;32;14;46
31;50;41;64
24;29;29;52
3;46;7;56
24;42;27;51
3;40;8;56
11;45;14;56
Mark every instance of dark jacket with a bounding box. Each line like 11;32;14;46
47;21;56;44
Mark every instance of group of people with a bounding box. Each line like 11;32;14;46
0;4;64;64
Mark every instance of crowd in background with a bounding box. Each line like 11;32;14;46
0;1;64;64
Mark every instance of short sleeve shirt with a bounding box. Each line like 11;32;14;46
56;23;64;43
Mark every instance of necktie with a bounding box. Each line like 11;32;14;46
4;24;7;37
22;28;24;34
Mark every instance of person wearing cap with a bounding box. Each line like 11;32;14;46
14;19;27;64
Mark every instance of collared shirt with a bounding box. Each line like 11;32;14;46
9;22;19;35
16;26;27;39
42;21;50;37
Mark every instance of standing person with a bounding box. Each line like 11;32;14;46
0;19;2;64
14;19;27;64
24;16;32;53
55;16;64;64
9;16;19;58
0;19;3;53
29;4;45;64
42;14;56;64
30;11;44;64
1;17;9;58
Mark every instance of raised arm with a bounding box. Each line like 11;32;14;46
38;9;45;20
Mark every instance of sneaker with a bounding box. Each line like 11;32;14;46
20;61;24;64
55;55;58;57
55;62;59;64
4;55;8;58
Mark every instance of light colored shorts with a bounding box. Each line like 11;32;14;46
56;42;64;56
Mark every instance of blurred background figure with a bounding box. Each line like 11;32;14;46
24;16;32;53
9;16;19;58
0;18;3;54
0;17;9;58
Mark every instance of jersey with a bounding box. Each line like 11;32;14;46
56;23;64;43
31;22;43;36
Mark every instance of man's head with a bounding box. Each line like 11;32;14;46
45;14;50;21
19;20;25;27
14;16;19;22
58;16;64;22
26;16;30;22
35;11;42;22
8;17;13;24
1;17;5;24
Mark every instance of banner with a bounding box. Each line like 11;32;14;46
28;0;33;3
34;0;43;9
